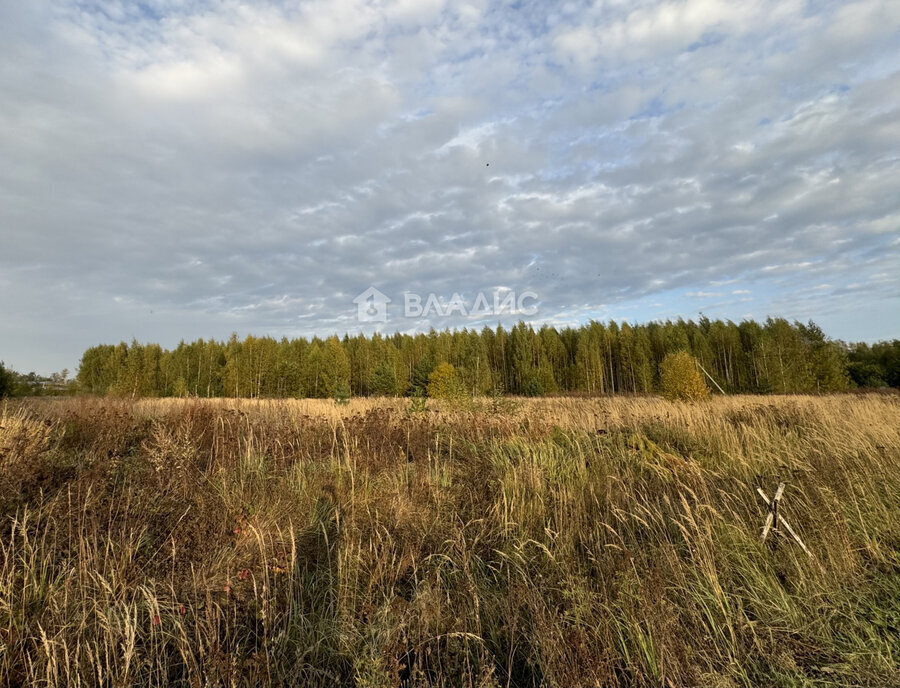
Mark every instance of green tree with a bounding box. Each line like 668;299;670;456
320;337;351;398
408;356;435;397
847;340;900;388
457;330;492;395
172;377;189;398
659;352;710;401
0;361;14;397
799;321;850;392
521;374;544;396
575;323;606;394
333;380;351;406
368;360;398;396
762;318;814;393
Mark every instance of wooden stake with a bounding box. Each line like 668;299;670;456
757;484;812;558
758;483;783;540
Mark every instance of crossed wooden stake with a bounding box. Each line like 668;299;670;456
757;482;812;558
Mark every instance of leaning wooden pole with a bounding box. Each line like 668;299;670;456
697;362;727;395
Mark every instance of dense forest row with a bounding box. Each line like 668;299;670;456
68;318;900;399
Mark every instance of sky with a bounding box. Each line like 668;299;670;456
1;0;898;374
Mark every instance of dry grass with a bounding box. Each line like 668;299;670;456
1;394;898;687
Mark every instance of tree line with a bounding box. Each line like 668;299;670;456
68;317;899;399
0;364;73;398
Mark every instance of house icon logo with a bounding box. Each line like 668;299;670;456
353;286;391;323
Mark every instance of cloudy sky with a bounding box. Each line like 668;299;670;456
1;0;898;373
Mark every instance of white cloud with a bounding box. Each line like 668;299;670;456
0;0;897;371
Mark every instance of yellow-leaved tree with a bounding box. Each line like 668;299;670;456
659;351;710;401
426;362;466;400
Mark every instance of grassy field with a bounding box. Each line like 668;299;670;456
1;394;898;687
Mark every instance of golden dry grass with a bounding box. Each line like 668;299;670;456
1;393;898;687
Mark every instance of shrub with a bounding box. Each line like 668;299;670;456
659;351;710;401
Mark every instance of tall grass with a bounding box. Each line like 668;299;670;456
1;394;898;687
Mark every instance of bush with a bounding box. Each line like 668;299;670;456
659;351;710;401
